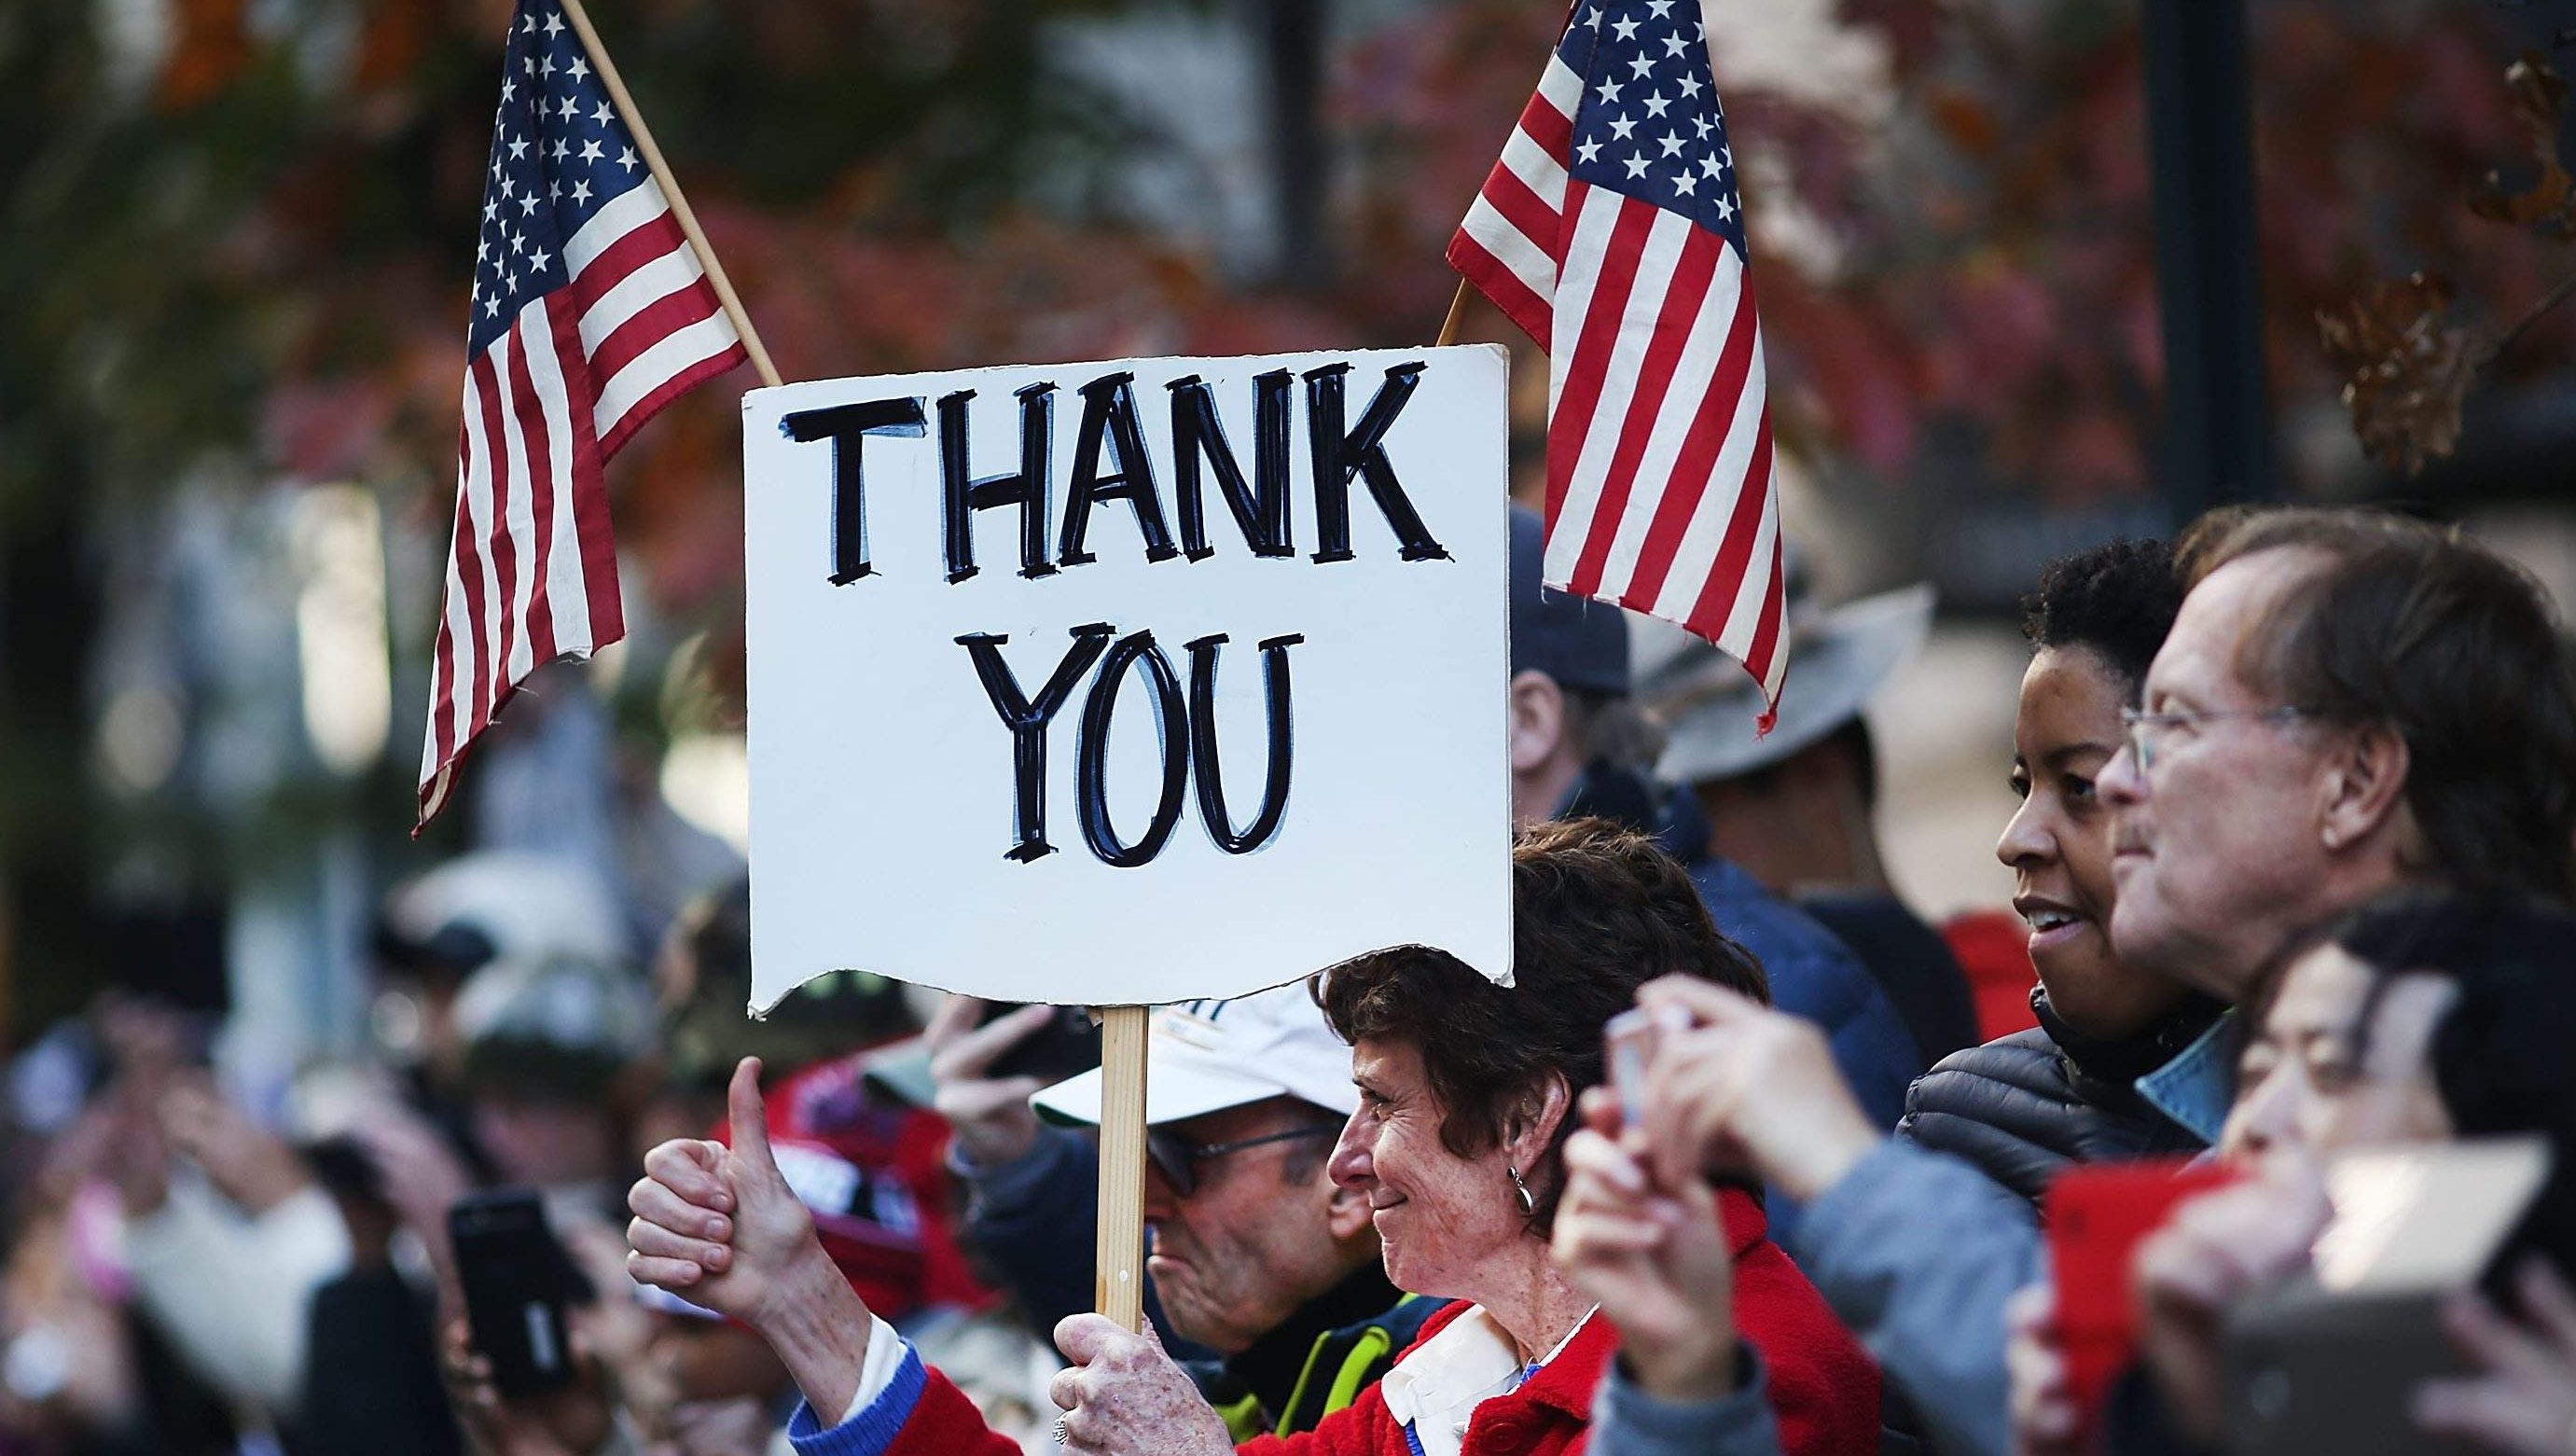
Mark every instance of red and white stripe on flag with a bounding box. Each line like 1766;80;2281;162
1446;1;1787;729
418;173;745;825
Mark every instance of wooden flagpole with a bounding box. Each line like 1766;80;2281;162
1092;1005;1152;1330
556;0;783;391
559;0;1151;1334
1435;278;1473;348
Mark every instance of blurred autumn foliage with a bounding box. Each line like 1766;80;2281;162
2318;270;2476;477
8;0;2576;1019
8;0;2573;627
2318;48;2576;476
1355;0;2576;506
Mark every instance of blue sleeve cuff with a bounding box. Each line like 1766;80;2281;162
1794;1140;2010;1267
1592;1352;1780;1456
785;1345;928;1456
1789;1139;2035;1456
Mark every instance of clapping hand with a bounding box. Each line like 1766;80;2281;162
2003;1283;2082;1456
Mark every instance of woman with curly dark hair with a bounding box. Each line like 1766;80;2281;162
1895;539;2228;1204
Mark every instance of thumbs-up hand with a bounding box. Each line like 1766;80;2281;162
626;1057;828;1332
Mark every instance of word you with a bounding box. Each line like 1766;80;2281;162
777;360;1452;870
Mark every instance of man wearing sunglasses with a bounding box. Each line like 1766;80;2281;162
934;983;1422;1440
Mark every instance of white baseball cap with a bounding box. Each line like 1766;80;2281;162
1032;981;1358;1128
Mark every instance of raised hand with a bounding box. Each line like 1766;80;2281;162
2414;1259;2576;1456
924;996;1055;1167
626;1058;814;1328
1633;976;1881;1201
2004;1283;2082;1456
160;1074;312;1214
1552;1088;1738;1401
625;1058;871;1421
437;1318;612;1456
346;1100;475;1290
1047;1314;1233;1456
2130;1164;2331;1446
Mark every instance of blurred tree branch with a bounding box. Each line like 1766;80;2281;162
2324;49;2576;476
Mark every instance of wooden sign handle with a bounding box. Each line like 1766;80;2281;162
1093;1005;1152;1331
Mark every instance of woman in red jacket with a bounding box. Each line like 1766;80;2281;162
625;819;1880;1456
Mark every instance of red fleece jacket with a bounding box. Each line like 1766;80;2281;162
862;1188;1877;1456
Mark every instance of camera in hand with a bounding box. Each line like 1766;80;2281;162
2223;1138;2551;1456
448;1186;581;1397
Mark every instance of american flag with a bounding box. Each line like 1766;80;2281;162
1448;0;1785;724
419;0;747;823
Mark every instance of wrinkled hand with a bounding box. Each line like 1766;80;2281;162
1048;1315;1232;1456
2414;1259;2576;1455
1633;977;1881;1201
627;1059;821;1331
627;1058;867;1421
924;996;1053;1167
1553;1088;1736;1400
2005;1283;2081;1456
438;1318;613;1456
2131;1164;2330;1446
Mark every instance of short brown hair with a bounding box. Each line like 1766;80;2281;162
1315;818;1766;1233
2182;506;2576;898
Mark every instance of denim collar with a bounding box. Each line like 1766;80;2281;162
2132;1010;2241;1145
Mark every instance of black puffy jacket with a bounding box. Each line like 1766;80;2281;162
1893;990;2225;1206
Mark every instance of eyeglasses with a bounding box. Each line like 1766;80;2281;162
1145;1125;1338;1197
2118;705;2316;776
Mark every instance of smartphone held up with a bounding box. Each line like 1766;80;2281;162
449;1186;583;1398
1605;1004;1687;1130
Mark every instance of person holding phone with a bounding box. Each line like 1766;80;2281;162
1552;1081;1806;1456
621;819;1881;1456
1575;506;2576;1456
2110;894;2576;1455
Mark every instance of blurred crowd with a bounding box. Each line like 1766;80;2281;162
6;499;2575;1456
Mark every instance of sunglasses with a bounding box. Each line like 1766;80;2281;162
1145;1124;1338;1197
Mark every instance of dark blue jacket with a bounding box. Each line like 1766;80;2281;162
954;1128;1193;1353
1643;780;1924;1143
1686;855;1925;1136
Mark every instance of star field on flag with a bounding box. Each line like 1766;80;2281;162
1448;0;1788;728
421;0;747;825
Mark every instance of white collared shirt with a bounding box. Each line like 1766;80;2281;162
1377;1305;1598;1456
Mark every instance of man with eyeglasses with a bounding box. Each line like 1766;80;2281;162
929;983;1423;1440
1565;506;2576;1456
2095;510;2572;998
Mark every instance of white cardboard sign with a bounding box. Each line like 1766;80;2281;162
741;345;1513;1011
